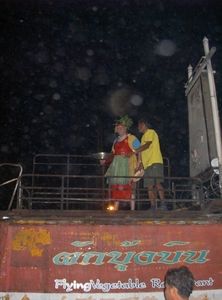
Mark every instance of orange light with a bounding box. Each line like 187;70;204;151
107;205;115;211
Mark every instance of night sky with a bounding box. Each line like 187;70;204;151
0;0;221;176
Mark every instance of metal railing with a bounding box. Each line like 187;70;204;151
0;154;221;212
0;163;23;210
17;173;205;210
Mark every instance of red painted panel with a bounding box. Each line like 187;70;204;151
0;222;222;293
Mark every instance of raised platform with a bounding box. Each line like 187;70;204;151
1;208;222;225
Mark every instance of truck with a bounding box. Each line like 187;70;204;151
0;37;222;300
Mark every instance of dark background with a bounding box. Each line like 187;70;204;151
0;0;221;177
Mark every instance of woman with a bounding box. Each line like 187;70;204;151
100;116;141;210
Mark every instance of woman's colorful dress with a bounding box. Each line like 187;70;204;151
105;134;140;200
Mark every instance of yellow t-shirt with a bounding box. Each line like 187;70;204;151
141;129;163;169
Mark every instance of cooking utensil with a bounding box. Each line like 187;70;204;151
91;152;113;160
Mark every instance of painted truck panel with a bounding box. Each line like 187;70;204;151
0;216;222;300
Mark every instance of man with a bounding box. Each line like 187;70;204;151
129;117;167;211
164;266;195;300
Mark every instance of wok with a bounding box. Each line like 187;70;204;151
91;152;113;160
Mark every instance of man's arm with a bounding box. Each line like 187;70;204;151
125;141;152;161
133;141;152;154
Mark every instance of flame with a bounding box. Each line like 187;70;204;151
107;204;115;211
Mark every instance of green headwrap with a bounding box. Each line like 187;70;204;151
114;115;133;133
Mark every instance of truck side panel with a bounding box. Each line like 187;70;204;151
0;219;222;299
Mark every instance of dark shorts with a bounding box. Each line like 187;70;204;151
143;163;164;187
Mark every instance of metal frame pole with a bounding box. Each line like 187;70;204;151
203;37;222;196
